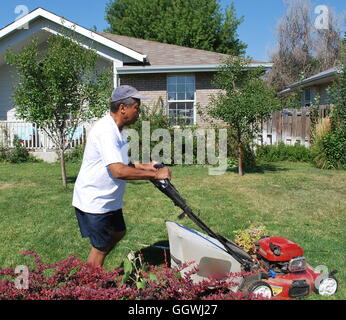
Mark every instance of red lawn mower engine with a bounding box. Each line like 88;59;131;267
252;236;338;299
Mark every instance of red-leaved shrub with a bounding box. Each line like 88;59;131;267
0;251;260;300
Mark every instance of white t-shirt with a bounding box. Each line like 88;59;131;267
72;114;129;214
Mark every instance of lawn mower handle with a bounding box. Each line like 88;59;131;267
151;163;190;219
150;163;255;269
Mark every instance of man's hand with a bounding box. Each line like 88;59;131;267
153;167;172;180
134;161;159;172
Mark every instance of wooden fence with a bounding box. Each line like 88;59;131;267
258;105;331;147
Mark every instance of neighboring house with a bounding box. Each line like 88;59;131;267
279;67;338;107
0;7;271;127
260;67;338;147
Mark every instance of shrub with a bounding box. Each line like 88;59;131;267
234;224;268;255
255;142;312;163
128;100;229;166
311;128;346;169
0;145;7;162
64;143;85;163
0;136;39;163
311;49;346;170
310;116;346;170
0;251;261;300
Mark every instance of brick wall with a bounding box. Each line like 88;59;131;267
120;74;168;108
195;72;221;126
119;72;221;127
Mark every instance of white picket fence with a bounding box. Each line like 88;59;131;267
0;121;89;151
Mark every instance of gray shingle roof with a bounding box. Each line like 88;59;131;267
98;32;262;66
279;67;338;95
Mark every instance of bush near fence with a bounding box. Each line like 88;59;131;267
0;136;41;164
255;142;312;163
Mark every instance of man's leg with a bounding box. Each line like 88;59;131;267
87;230;126;266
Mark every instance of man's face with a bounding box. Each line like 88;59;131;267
124;101;141;125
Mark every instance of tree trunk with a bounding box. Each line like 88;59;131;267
60;149;67;189
238;143;244;176
236;128;244;176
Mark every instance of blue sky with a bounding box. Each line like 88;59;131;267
0;0;345;61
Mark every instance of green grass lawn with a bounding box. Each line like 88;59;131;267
0;161;345;300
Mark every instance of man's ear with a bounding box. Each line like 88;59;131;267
119;104;127;114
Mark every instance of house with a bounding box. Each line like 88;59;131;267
259;67;338;147
0;7;271;127
279;67;338;107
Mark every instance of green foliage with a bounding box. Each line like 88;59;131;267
130;99;172;132
227;157;238;170
0;146;6;162
64;144;86;163
128;103;232;166
310;46;346;170
330;60;346;136
0;136;40;164
256;142;312;163
311;129;346;170
5;31;113;187
5;34;112;126
105;0;247;55
205;57;282;175
234;224;268;255
121;250;158;290
281;87;303;110
127;100;173;163
227;145;257;170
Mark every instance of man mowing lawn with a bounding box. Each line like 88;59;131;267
72;85;171;266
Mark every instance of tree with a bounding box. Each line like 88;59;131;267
267;0;316;90
205;57;281;176
5;33;113;188
105;0;247;56
267;0;341;91
330;42;346;135
310;40;346;170
315;10;341;72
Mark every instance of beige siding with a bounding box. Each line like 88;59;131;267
0;64;17;120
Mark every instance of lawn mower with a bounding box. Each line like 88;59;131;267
150;164;338;300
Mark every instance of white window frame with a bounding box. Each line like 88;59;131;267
166;74;196;126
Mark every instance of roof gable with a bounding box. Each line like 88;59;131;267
0;7;146;63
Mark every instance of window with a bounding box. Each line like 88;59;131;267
303;88;311;106
167;75;195;125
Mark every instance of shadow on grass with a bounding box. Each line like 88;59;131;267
66;176;77;183
227;163;290;174
115;240;170;272
136;240;171;267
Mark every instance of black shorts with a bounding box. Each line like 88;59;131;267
75;207;126;249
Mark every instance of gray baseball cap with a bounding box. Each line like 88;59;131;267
111;85;147;102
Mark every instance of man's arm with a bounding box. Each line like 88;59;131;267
132;161;158;172
108;163;171;181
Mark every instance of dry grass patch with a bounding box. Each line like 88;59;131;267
0;182;37;190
